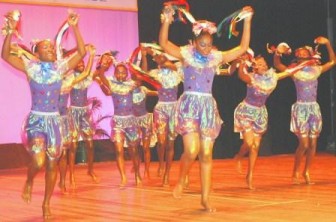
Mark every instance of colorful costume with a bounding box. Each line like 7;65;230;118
21;57;70;159
149;67;182;140
175;45;223;140
234;69;278;136
109;77;139;143
290;66;322;138
133;86;153;140
69;72;94;141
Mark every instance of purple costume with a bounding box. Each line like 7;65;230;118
69;72;94;141
149;67;182;140
290;66;322;138
108;77;139;143
234;69;278;137
133;86;153;140
175;45;223;140
21;57;69;159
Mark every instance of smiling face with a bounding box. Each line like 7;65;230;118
295;48;311;61
114;64;128;82
75;60;85;72
253;56;269;74
97;54;113;71
153;54;168;66
194;32;213;56
35;40;56;62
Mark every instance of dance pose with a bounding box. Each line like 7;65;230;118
68;45;97;188
141;46;183;185
159;5;253;211
94;54;142;186
234;55;306;189
273;36;336;184
1;10;86;218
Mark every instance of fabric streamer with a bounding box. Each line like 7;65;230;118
54;20;69;60
164;0;190;23
217;8;253;39
1;10;22;40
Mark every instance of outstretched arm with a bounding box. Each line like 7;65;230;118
221;6;254;63
66;11;86;70
316;36;336;73
72;44;96;85
159;5;183;60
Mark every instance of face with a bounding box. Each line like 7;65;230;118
35;40;56;62
75;60;85;72
194;32;213;56
253;57;269;74
114;65;128;82
98;54;113;70
153;54;168;66
295;48;310;61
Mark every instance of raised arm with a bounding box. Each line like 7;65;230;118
159;5;183;60
72;44;96;85
237;62;252;84
221;6;254;63
66;11;86;70
315;36;336;73
1;12;26;73
140;47;149;72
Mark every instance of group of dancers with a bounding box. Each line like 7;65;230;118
1;1;335;218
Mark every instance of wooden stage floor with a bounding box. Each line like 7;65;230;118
1;152;336;221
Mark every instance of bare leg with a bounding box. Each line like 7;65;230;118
247;135;261;190
114;139;127;187
156;133;166;177
234;141;249;174
85;138;99;183
303;137;317;184
173;132;200;199
163;138;175;186
199;139;216;212
69;141;78;189
58;149;68;194
142;136;151;180
42;157;58;219
22;151;46;204
292;136;309;184
129;141;142;186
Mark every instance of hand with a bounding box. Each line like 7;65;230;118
67;9;79;26
161;5;174;24
86;44;96;56
242;6;254;22
4;10;20;32
276;42;292;55
314;36;329;45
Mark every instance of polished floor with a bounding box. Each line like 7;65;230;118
1;153;336;221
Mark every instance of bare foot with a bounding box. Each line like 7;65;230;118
201;200;216;213
88;171;100;183
58;182;67;194
162;175;170;187
173;183;183;199
70;174;76;190
303;173;315;185
143;170;150;180
135;175;142;186
42;204;51;219
21;181;32;204
119;178;128;188
292;172;301;185
246;174;255;190
157;166;164;177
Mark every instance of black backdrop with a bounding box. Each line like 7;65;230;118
137;0;336;159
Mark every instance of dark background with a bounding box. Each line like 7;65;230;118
137;0;336;159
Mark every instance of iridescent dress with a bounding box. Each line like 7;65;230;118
175;45;223;140
290;66;322;138
69;71;94;140
149;67;182;140
234;69;278;137
21;57;69;159
108;77;139;143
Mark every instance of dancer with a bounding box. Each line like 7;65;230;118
234;54;306;189
159;4;253;211
68;44;97;188
94;54;142;186
58;44;96;192
273;37;336;184
1;10;86;218
141;45;183;185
